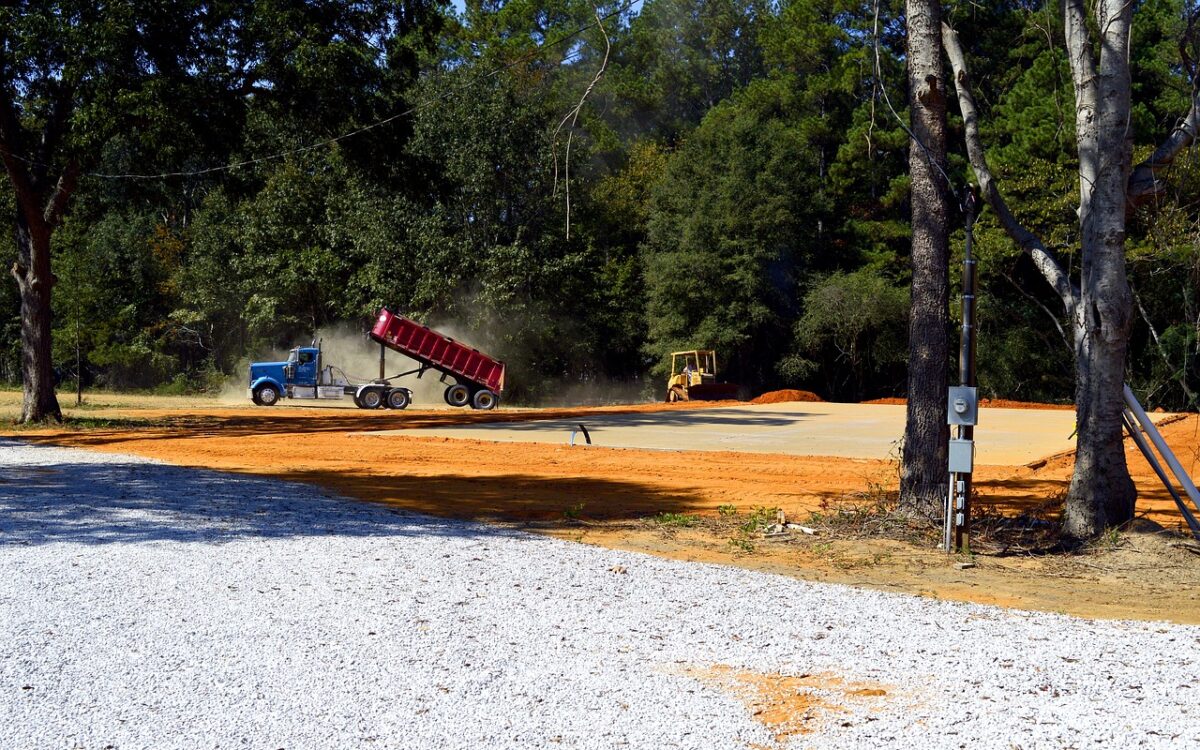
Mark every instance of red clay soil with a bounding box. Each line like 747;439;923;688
15;407;1197;530
863;396;1073;410
751;389;824;404
10;403;1200;623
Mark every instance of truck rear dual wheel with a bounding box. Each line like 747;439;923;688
385;389;410;410
357;386;384;409
471;389;498;410
444;384;471;408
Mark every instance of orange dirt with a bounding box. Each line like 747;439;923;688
677;665;891;744
751;389;824;405
8;398;1200;623
863;396;1073;410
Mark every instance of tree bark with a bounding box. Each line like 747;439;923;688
899;0;951;516
11;211;61;423
1;87;77;424
1060;0;1136;539
944;5;1143;539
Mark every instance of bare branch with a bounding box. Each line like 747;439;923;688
1002;270;1071;354
1063;0;1097;97
552;2;611;240
1128;101;1200;209
0;94;47;227
941;22;1079;318
35;83;75;184
44;160;80;229
1131;280;1197;405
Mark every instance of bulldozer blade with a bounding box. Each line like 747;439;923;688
685;384;742;401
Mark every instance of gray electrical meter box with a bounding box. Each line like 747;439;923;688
948;438;975;473
947;386;979;426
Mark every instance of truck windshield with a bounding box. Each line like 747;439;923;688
288;350;299;364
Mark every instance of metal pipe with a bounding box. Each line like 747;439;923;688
948;189;978;553
1122;411;1200;539
955;229;976;552
1123;383;1200;519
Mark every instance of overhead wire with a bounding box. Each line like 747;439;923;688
7;0;644;181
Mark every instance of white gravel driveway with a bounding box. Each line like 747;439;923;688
1;440;1197;749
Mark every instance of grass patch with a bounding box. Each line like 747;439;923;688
738;506;780;535
653;512;700;528
727;537;755;554
0;414;176;432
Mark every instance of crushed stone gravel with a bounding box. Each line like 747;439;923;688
1;439;1197;749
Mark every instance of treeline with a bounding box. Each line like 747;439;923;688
2;0;1197;406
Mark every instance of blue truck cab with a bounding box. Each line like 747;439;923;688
248;346;321;406
248;340;413;409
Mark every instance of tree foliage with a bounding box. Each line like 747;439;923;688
1;0;1196;412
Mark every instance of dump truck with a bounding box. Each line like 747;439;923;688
248;308;506;410
665;349;740;402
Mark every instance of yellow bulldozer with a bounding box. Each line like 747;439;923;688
665;350;741;402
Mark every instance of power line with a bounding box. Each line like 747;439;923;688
9;0;644;181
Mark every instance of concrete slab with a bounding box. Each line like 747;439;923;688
376;401;1107;465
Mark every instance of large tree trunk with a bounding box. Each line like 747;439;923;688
943;4;1171;540
11;211;61;423
899;0;951;515
1060;0;1136;538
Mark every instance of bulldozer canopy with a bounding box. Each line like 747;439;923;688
670;350;717;376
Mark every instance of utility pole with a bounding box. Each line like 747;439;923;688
945;187;979;553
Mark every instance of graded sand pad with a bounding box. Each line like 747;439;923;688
373;401;1094;465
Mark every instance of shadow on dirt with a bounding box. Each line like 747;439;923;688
14;404;809;448
0;442;703;546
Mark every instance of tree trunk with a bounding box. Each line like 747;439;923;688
899;0;951;515
1060;0;1136;539
11;211;61;423
944;5;1174;541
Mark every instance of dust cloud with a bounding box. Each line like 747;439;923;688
313;322;455;407
224;313;656;408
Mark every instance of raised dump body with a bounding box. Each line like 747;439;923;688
370;308;506;408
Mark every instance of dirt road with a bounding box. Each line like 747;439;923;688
5;391;1199;623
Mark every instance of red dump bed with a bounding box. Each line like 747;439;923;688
370;309;506;393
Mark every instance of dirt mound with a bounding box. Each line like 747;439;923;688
862;396;1072;410
751;389;823;405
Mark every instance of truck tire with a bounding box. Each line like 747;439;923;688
358;387;384;409
667;387;686;403
385;388;410;410
444;384;471;408
471;389;498;410
253;384;281;406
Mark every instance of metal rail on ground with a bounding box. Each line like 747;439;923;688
1123;384;1200;541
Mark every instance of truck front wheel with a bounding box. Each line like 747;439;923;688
253;384;281;406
